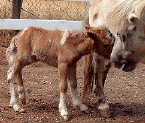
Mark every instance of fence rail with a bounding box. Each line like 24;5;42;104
0;19;84;30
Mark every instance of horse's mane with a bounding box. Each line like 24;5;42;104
134;0;145;20
106;0;145;33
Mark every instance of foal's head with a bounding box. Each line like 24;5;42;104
86;26;114;59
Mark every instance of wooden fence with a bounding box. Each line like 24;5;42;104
0;0;89;31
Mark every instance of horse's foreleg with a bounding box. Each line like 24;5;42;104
68;64;88;112
58;63;69;120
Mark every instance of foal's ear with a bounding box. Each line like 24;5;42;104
87;32;97;40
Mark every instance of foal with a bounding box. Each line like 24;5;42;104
6;26;113;120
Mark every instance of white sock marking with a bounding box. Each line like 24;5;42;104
9;83;17;106
59;93;68;116
18;86;25;99
7;67;14;81
69;85;88;111
98;103;109;110
8;69;21;111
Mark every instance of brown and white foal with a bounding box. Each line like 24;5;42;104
6;26;113;120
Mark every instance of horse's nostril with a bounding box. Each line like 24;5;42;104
131;50;134;55
111;55;125;69
114;62;123;69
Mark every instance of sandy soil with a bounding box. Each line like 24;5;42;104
0;45;145;123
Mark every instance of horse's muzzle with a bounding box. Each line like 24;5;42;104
111;56;137;72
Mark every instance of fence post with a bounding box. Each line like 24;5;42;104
12;0;23;35
83;1;89;26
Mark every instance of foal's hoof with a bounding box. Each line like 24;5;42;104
17;108;26;113
9;104;13;107
98;103;110;118
99;109;110;118
62;115;69;121
20;99;26;105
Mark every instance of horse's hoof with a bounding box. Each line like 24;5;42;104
99;109;110;118
62;115;69;121
18;108;26;113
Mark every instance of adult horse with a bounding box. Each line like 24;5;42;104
110;0;145;71
83;0;145;117
89;0;145;71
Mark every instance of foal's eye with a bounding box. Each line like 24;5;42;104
108;31;113;37
122;35;126;42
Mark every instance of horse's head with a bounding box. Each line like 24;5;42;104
110;1;145;72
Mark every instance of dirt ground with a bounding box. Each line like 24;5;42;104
0;45;145;123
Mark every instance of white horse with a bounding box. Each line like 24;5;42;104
89;0;145;71
90;0;145;71
110;0;145;71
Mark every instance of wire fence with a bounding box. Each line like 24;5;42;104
0;0;89;20
0;0;89;47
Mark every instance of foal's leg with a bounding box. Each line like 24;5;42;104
14;60;26;112
58;63;69;120
7;66;21;111
93;55;106;104
102;59;111;87
93;54;111;117
82;54;94;104
7;60;25;112
68;64;88;112
16;70;26;105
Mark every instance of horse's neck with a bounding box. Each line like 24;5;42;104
102;0;129;14
97;0;125;27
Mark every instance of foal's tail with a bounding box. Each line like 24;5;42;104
6;36;18;66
